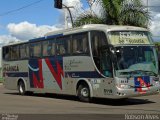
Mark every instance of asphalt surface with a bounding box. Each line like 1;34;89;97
0;84;160;115
0;84;160;120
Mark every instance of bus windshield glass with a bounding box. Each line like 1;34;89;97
114;46;158;77
108;31;158;77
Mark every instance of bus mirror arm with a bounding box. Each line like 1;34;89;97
110;52;116;62
107;45;118;68
101;44;114;52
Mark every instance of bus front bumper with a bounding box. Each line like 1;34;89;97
114;85;160;99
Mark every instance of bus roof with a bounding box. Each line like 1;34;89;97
2;40;27;47
45;24;148;37
3;24;148;46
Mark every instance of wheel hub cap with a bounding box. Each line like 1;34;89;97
81;88;89;97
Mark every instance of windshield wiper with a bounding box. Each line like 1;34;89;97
119;70;157;78
137;70;157;76
124;70;157;76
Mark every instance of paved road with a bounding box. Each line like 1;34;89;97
0;84;160;114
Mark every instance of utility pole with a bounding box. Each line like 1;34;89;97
147;0;149;28
62;4;74;28
54;0;74;28
64;9;68;29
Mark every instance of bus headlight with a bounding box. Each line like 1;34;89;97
155;81;160;86
152;80;160;86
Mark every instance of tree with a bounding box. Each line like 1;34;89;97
74;13;104;27
74;0;149;28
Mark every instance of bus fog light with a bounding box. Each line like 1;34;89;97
118;84;129;89
117;92;126;96
156;82;160;85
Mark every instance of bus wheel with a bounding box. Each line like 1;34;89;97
77;83;90;102
18;81;26;95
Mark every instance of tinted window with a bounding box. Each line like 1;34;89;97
30;42;41;58
72;33;89;54
20;44;29;59
3;47;10;61
10;45;19;60
42;40;56;57
91;31;113;77
56;36;71;55
91;31;107;57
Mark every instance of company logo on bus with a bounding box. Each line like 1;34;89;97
134;76;150;94
28;57;64;90
3;64;19;72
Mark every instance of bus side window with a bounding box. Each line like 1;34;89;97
20;44;29;59
2;47;9;60
92;36;99;56
72;38;78;53
57;45;66;55
30;42;41;58
51;42;56;55
66;37;71;55
56;39;66;55
42;40;56;57
10;45;19;60
91;31;112;77
42;41;48;56
91;33;101;69
3;47;10;60
72;33;89;54
56;36;71;55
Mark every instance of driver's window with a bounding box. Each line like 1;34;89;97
91;31;113;77
91;31;106;57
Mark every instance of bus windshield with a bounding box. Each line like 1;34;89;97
114;46;158;77
108;31;158;77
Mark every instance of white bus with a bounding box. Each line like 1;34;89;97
2;24;160;102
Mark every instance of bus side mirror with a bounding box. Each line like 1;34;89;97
108;45;116;61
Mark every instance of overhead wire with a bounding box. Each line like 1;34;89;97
0;0;44;17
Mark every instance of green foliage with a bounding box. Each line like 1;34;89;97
0;78;3;83
119;0;149;28
74;14;104;27
74;0;150;28
155;42;160;46
100;0;124;25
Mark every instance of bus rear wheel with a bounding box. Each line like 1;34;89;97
77;83;90;102
18;81;26;95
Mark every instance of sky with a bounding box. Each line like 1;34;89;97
0;0;160;46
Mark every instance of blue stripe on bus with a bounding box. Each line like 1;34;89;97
29;37;45;42
6;72;28;77
5;71;102;78
29;34;63;42
65;71;103;78
45;34;63;39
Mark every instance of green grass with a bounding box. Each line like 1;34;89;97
0;77;3;83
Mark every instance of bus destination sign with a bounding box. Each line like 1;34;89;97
109;32;151;45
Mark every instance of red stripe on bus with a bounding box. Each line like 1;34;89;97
45;58;64;90
33;59;44;88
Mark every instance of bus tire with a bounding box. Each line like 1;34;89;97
77;83;90;102
18;81;26;95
